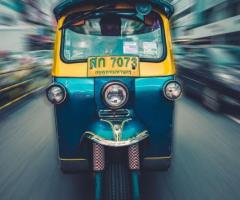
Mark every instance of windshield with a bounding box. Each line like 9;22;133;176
62;12;165;62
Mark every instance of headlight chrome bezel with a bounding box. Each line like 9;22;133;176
163;80;182;101
46;83;67;104
102;81;129;110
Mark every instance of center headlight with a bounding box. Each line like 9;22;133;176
102;82;129;109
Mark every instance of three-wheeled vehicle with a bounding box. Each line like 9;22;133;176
47;0;181;199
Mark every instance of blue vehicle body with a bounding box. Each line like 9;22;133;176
54;76;174;164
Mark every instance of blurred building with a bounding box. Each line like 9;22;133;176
0;1;53;108
169;0;240;114
0;0;54;52
170;0;240;46
0;1;31;52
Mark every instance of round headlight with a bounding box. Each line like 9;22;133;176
46;84;66;104
103;82;128;109
164;81;182;100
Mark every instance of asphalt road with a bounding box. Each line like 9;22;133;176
0;94;240;200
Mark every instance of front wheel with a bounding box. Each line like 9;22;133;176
104;162;131;200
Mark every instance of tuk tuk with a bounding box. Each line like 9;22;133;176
47;0;181;199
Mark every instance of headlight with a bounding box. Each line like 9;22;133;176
102;82;128;109
46;84;66;104
164;80;182;100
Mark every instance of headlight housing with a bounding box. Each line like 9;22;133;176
46;84;66;104
164;80;182;100
102;82;129;109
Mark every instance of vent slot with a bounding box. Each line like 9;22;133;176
99;109;130;119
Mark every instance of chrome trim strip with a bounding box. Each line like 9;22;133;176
100;118;132;141
59;158;87;161
98;109;130;118
84;130;149;147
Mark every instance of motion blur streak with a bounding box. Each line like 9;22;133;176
170;0;240;119
0;0;54;109
0;0;240;200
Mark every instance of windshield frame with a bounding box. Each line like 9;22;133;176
60;9;167;64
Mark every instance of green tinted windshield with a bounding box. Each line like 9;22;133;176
62;12;165;62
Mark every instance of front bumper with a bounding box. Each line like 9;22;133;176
83;117;149;147
85;130;149;147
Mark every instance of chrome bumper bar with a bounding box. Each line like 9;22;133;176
84;130;149;147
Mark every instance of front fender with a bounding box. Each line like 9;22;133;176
84;118;149;147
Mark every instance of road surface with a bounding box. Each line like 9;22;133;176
0;94;240;200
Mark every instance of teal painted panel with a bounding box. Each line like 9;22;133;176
135;76;175;157
54;77;96;158
53;76;175;159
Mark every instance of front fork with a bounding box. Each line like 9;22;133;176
128;144;141;200
93;143;105;200
92;143;141;200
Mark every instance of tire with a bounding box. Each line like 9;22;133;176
202;87;221;112
104;162;131;200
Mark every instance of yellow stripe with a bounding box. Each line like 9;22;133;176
60;157;170;161
144;156;171;160
0;79;33;93
59;158;87;161
0;87;44;111
0;66;36;75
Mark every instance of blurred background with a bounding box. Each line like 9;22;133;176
0;0;54;109
169;0;240;120
0;0;239;117
0;1;240;200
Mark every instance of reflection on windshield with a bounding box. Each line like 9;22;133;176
63;12;164;61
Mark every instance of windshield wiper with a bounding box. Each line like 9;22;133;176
59;4;114;30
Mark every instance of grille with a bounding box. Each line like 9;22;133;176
98;109;130;119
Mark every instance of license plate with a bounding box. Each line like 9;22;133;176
87;56;140;77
